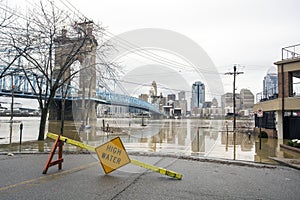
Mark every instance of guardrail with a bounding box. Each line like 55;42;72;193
282;44;300;60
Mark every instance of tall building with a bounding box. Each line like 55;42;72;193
151;81;157;96
175;99;187;116
178;91;186;101
191;81;205;110
162;96;167;106
221;92;241;114
149;81;159;104
167;94;176;102
263;67;278;98
211;97;218;107
240;89;254;110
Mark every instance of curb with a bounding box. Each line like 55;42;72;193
280;144;300;153
128;152;277;169
1;150;277;169
269;157;300;170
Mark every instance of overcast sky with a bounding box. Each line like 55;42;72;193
69;0;300;96
4;0;300;107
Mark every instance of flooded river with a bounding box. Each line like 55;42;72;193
0;117;299;163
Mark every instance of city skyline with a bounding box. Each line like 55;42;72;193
5;1;299;95
138;79;256;112
3;0;299;109
64;0;299;97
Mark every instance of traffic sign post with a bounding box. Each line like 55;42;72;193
45;133;182;180
257;109;263;150
257;109;263;118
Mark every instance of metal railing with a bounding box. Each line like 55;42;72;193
256;86;278;102
282;44;300;60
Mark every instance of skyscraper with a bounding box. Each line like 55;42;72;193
240;89;254;110
211;97;218;107
151;81;157;96
191;81;205;110
178;91;186;101
221;92;241;114
263;67;278;98
167;94;176;104
177;91;187;116
149;81;158;104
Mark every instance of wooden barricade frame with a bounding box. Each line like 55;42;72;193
42;134;64;174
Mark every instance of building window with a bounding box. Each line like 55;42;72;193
290;70;300;97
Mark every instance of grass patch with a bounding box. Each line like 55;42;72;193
287;139;300;148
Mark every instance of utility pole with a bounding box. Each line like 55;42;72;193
225;65;244;160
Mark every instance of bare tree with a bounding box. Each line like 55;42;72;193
0;1;22;79
2;1;114;140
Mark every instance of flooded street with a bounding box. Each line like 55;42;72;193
0;117;299;164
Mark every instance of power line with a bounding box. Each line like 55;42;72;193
224;65;244;130
35;0;227;100
59;0;224;75
3;1;225;98
98;75;223;97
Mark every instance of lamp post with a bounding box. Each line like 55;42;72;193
257;109;263;150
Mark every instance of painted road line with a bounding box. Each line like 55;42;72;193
0;162;98;192
47;133;183;180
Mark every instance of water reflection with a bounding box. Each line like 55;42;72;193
47;118;257;160
1;117;300;163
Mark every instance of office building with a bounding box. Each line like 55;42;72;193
178;91;186;101
263;67;278;99
191;81;205;112
240;89;254;110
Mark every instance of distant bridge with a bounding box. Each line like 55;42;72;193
0;65;162;115
0;22;163;120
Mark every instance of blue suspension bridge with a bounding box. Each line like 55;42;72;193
0;65;162;115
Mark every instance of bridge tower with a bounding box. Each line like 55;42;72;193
49;21;98;122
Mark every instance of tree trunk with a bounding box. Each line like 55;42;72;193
38;107;48;140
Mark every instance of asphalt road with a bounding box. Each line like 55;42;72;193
0;153;299;200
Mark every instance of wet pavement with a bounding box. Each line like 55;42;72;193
1;117;300;199
2;141;299;171
0;153;299;200
1;117;300;171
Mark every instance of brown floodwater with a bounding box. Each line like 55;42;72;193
0;117;299;164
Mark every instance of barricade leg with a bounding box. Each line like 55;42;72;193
42;135;64;174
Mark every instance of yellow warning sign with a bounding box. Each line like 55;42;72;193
95;137;130;174
47;133;182;179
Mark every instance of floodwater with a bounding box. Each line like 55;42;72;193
0;117;299;163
